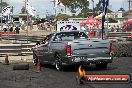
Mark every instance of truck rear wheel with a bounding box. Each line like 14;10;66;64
96;63;108;69
55;55;63;71
55;60;62;71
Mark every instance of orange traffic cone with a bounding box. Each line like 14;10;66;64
4;54;9;65
35;59;41;73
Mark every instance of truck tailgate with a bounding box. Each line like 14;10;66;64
70;39;110;57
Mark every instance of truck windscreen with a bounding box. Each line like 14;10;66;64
54;31;88;41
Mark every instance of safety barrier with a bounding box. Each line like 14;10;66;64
108;32;131;38
0;43;36;56
0;32;16;34
1;34;46;43
107;32;131;42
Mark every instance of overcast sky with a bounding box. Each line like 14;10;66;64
4;0;128;18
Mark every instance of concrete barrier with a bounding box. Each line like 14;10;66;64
0;43;36;56
1;34;46;43
108;32;131;38
107;32;131;42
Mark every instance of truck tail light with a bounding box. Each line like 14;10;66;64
66;45;71;56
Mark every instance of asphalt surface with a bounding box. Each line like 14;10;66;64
0;57;132;88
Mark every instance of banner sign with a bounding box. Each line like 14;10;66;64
57;21;80;32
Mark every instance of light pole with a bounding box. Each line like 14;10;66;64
25;0;29;43
51;0;56;16
102;0;109;40
128;0;132;19
91;0;94;16
87;0;94;16
71;9;76;18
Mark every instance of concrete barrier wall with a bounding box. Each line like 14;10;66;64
1;34;46;43
108;32;131;38
0;43;36;56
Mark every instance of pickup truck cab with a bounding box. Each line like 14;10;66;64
33;30;113;71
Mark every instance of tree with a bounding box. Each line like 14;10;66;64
20;6;26;14
77;0;93;18
55;13;71;21
66;0;80;15
94;0;112;16
0;1;9;10
60;0;112;18
60;0;90;17
0;1;9;7
77;8;92;18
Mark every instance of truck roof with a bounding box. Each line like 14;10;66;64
55;30;84;33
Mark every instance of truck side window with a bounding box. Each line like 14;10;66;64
41;37;49;44
53;33;62;41
41;34;53;44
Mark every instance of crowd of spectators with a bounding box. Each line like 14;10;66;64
108;25;121;32
121;25;132;32
1;24;20;34
37;22;55;32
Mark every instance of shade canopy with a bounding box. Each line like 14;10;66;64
80;16;101;26
123;19;132;25
80;21;87;26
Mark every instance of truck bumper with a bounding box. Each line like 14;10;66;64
61;55;113;66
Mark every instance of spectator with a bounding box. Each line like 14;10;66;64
110;27;114;32
9;26;13;32
81;26;86;31
15;26;20;34
89;27;94;37
36;41;40;45
116;25;120;32
3;24;8;32
3;28;7;32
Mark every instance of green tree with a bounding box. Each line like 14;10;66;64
20;6;26;14
77;8;92;18
94;0;112;16
56;13;71;21
94;0;102;16
60;0;90;17
0;1;10;10
77;0;94;18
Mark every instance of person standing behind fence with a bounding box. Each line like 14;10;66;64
89;27;94;38
9;26;13;32
15;26;20;34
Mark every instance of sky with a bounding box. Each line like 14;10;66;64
4;0;128;18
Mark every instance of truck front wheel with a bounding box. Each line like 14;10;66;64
33;54;38;66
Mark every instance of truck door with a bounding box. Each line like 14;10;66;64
35;43;49;63
42;34;54;63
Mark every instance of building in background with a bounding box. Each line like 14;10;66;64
123;10;132;19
